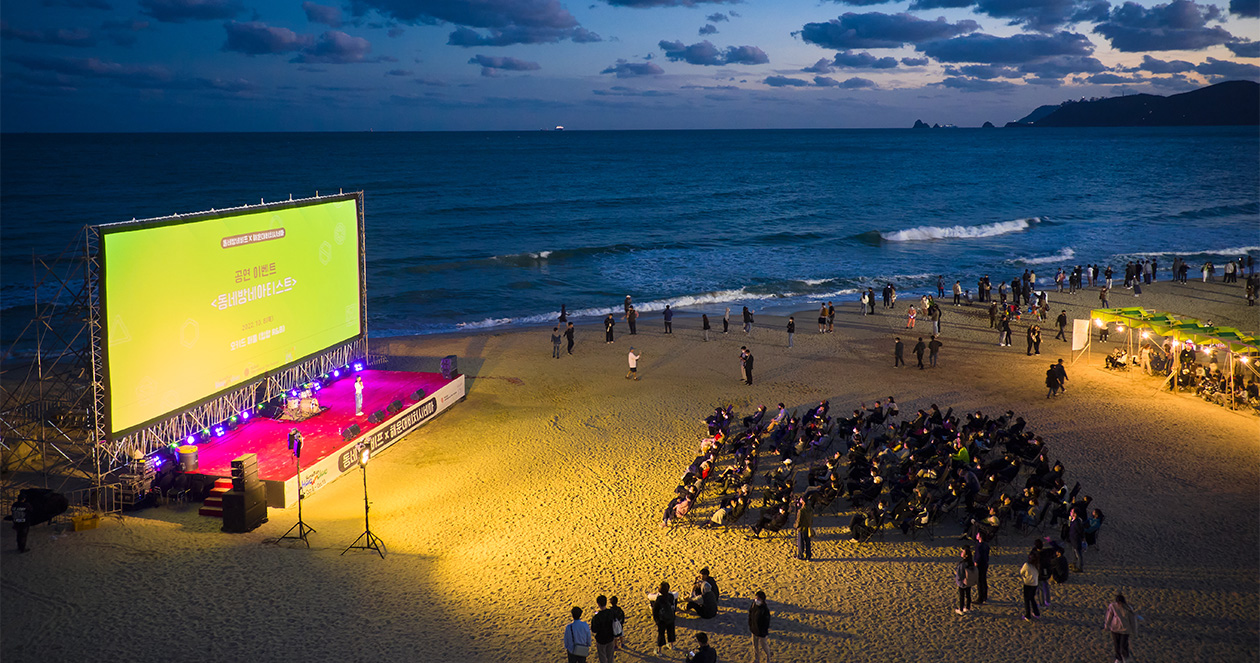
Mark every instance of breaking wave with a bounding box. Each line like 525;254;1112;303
1008;248;1076;265
878;217;1043;242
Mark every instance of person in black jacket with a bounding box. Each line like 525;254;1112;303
744;350;755;386
748;590;772;663
590;595;617;663
894;337;904;367
913;337;926;370
651;582;677;656
687;632;717;663
786;317;795;348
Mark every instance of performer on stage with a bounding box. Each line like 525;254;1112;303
355;376;364;416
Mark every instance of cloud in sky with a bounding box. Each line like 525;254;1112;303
659;40;768;65
350;0;598;46
1225;40;1260;57
699;24;718;35
469;53;541;76
601;59;665;77
1136;54;1195;73
223;22;312;55
803;58;833;73
592;86;673;96
920;31;1094;63
1195;56;1260;79
797;13;980;50
302;2;343;28
707;12;730;22
446;25;601;46
1231;0;1260;16
1;22;96;47
832;50;899;68
939;75;1018;91
1093;1;1235;52
764;75;811;86
294;31;377;63
140;0;244;23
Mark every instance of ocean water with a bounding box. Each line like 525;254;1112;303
2;128;1257;341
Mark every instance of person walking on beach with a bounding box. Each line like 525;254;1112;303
867;288;877;315
552;327;562;358
1052;358;1068;393
354;375;364;416
953;280;962;306
1019;552;1042;621
625;306;638;335
906;305;917;329
744;348;755;385
894;337;905;368
955;545;977;615
604;314;616;344
1103;594;1137;663
702;314;711;341
1000;316;1013;347
1055;311;1068;341
650;582;677;656
609;596;626;651
794;496;813;560
975;532;990;606
818;304;827;333
1099;287;1109;309
662;305;673;334
928;335;943;368
743;306;754;335
723;307;730;334
913;337;926;370
590;595;617;663
564;606;592;662
786;317;795;349
748;591;772;663
1068;510;1086;572
11;494;31;553
626;348;641;381
565;322;575;355
1046;363;1061;398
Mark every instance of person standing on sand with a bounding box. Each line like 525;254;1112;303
955;545;977;615
748;591;772;663
743;306;754;335
624;295;633;316
786;317;795;349
894;337;905;368
604;314;616;344
625;306;638;335
565;606;592;662
552;327;562;359
928;335;943;368
626;348;641;381
739;347;749;383
827;301;835;332
590;595;617;663
929;303;942;335
906;305;917;329
1055;310;1068;341
818;304;827;333
723;307;730;333
860;291;869;316
651;582;677;656
975;532;990;606
1103;594;1138;663
565;322;576;355
989;302;998;329
11;494;31;553
744;349;755;385
609;597;626;651
953;280;962;306
794;496;813;560
890;285;898;308
1033;325;1042;355
663;305;673;334
1026;325;1037;356
913;337;926;370
1019;552;1042;621
702;314;711;341
867;288;877;315
1000;315;1013;347
559;304;568;324
938;275;945;298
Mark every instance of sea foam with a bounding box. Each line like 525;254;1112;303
880;217;1041;242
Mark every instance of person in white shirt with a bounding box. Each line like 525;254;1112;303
354;376;364;416
626;348;641;381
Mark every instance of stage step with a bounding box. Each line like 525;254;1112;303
199;478;235;519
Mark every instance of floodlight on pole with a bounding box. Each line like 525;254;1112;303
342;443;385;558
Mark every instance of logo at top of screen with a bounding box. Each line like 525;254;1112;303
334;222;346;245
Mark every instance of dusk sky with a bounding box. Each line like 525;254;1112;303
2;0;1258;131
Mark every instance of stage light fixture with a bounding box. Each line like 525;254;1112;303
1242;357;1251;364
333;369;341;378
353;362;364;372
1116;325;1124;331
360;447;370;467
187;435;196;444
214;426;225;437
241;410;250;421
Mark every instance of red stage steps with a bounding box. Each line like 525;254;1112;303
198;478;233;518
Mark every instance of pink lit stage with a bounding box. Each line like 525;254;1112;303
187;369;465;507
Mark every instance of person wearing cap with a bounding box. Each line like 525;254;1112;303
626;348;641;381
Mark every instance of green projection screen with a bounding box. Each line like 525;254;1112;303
101;196;362;435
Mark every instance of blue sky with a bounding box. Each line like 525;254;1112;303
2;0;1257;130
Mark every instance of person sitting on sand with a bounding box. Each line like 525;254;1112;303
684;577;718;619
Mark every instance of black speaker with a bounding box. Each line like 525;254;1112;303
222;483;267;533
386;399;403;414
368;410;386;424
441;355;458;379
257;401;282;419
409;388;426;401
342;424;361;441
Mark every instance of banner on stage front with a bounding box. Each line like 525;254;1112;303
1072;319;1091;351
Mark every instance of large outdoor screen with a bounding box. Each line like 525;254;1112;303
101;196;362;435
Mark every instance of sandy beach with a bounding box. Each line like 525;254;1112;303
3;278;1257;663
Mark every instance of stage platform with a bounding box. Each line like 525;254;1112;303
186;369;465;508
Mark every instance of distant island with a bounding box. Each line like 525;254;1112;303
1005;80;1259;127
911;80;1258;129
